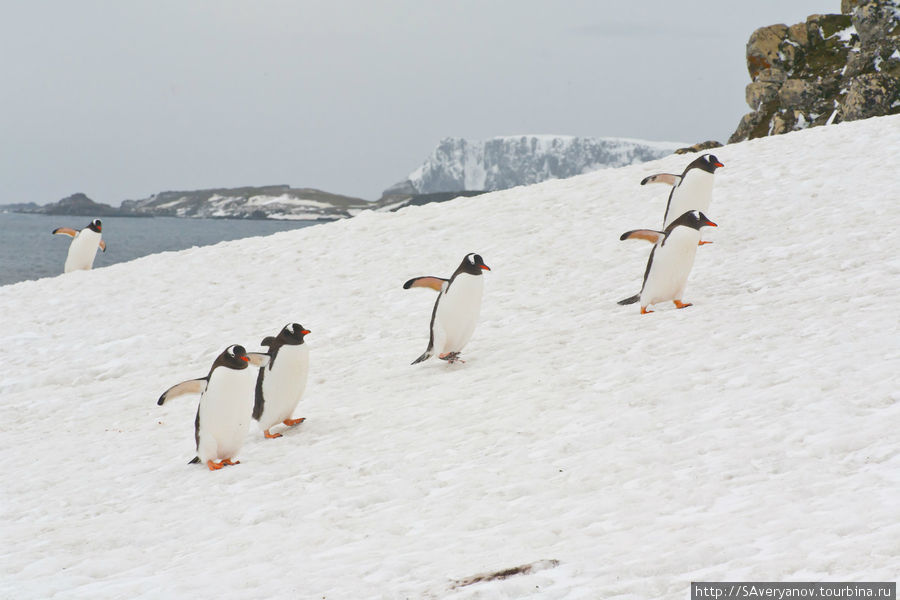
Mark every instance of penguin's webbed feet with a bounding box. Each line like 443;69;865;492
640;307;654;314
438;352;465;364
698;241;713;246
264;429;283;439
673;300;692;309
283;417;306;427
207;458;240;470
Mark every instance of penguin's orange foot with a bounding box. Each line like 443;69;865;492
640;307;653;314
264;429;283;439
439;352;465;363
698;241;713;246
673;300;693;309
221;458;240;466
207;460;225;471
283;417;305;427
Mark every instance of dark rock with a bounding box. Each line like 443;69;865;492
674;141;724;155
842;72;898;119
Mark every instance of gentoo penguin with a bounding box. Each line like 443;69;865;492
617;210;717;314
404;253;491;364
641;154;724;229
253;323;311;439
52;218;107;273
157;344;269;470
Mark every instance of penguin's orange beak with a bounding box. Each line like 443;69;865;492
714;161;724;168
301;329;311;335
240;356;249;362
480;265;491;271
704;219;718;227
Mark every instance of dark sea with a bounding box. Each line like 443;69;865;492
0;213;320;287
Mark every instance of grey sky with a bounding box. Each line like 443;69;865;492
1;1;828;204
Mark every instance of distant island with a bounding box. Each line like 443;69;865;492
3;134;688;220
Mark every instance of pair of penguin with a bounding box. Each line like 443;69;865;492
157;323;311;470
618;154;724;314
52;219;107;273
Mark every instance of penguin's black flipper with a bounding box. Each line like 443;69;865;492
403;276;448;291
98;240;107;252
188;456;201;464
617;294;640;306
411;350;433;365
640;173;681;186
252;368;265;421
620;229;664;243
260;336;276;347
52;227;78;237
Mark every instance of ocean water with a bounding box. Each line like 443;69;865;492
0;213;321;287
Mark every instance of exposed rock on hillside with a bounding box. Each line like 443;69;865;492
730;0;900;143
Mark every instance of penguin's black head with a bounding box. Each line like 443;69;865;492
224;344;251;369
88;219;102;233
669;210;718;231
461;253;491;275
703;154;724;171
281;323;311;344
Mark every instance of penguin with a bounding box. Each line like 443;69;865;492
52;218;107;273
404;253;490;365
617;210;717;314
253;323;311;439
640;154;724;229
157;344;269;470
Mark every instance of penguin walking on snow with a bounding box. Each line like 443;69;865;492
253;323;311;439
52;218;107;273
641;154;724;229
157;344;269;470
617;210;717;314
404;253;491;364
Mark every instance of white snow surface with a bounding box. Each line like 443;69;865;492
2;115;900;599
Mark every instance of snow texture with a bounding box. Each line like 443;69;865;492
2;115;899;599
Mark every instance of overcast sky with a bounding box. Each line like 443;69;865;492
1;1;830;204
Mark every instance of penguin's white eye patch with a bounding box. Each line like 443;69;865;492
467;254;476;264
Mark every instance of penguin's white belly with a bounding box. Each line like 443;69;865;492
641;228;700;307
258;345;309;429
433;274;483;354
64;229;102;273
665;171;714;227
197;368;254;462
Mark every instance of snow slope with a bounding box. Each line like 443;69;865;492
2;115;899;599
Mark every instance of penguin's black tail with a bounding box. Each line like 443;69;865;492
617;294;640;306
411;350;432;365
188;456;200;464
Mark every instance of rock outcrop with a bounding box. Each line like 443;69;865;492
730;0;900;143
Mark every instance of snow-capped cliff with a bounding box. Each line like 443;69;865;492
384;135;684;196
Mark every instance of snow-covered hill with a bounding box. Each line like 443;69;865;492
2;116;898;599
120;185;371;220
384;135;684;196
